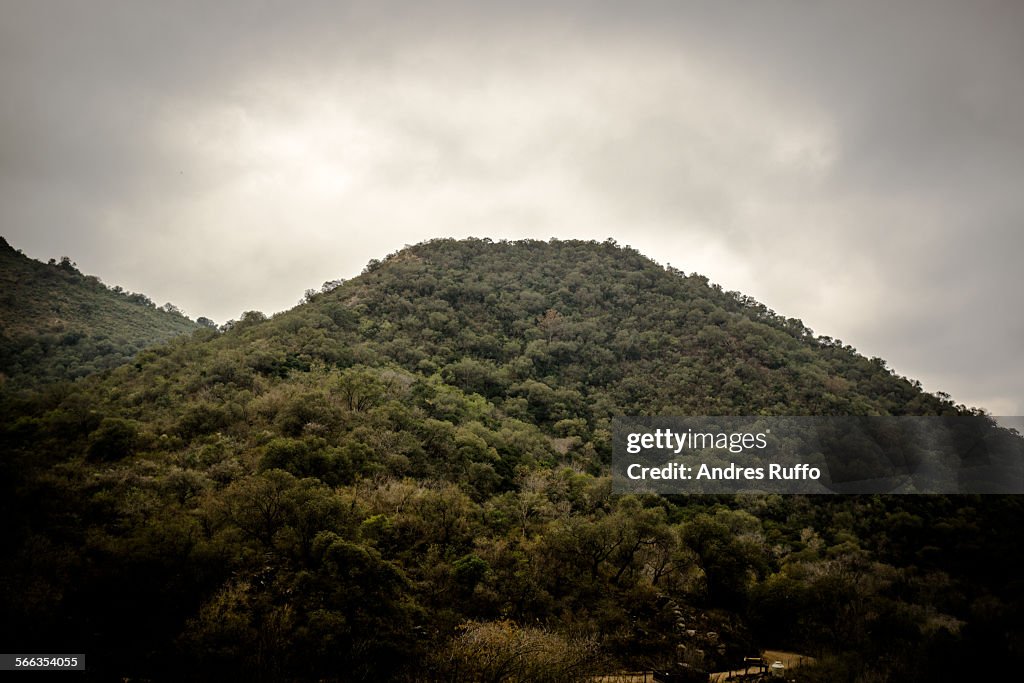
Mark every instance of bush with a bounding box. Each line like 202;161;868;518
86;418;139;462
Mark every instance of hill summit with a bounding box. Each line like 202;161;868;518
276;237;963;419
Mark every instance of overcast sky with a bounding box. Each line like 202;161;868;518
2;1;1022;413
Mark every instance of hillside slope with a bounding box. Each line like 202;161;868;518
1;238;1019;681
0;236;201;388
234;237;963;421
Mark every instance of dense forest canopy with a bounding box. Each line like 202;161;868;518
1;237;1020;681
0;236;201;388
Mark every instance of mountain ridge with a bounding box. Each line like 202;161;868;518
0;236;201;388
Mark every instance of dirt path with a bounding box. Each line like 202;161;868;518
709;650;815;681
594;652;814;683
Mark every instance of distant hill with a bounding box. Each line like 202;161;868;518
1;238;1018;682
0;236;201;388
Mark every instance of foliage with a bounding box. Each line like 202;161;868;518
0;237;200;389
0;237;1020;681
437;620;602;682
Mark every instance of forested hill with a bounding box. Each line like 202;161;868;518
2;238;1017;682
0;236;200;388
275;237;963;420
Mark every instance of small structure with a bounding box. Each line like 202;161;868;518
742;656;768;676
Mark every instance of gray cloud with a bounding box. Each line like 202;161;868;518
1;0;1021;412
